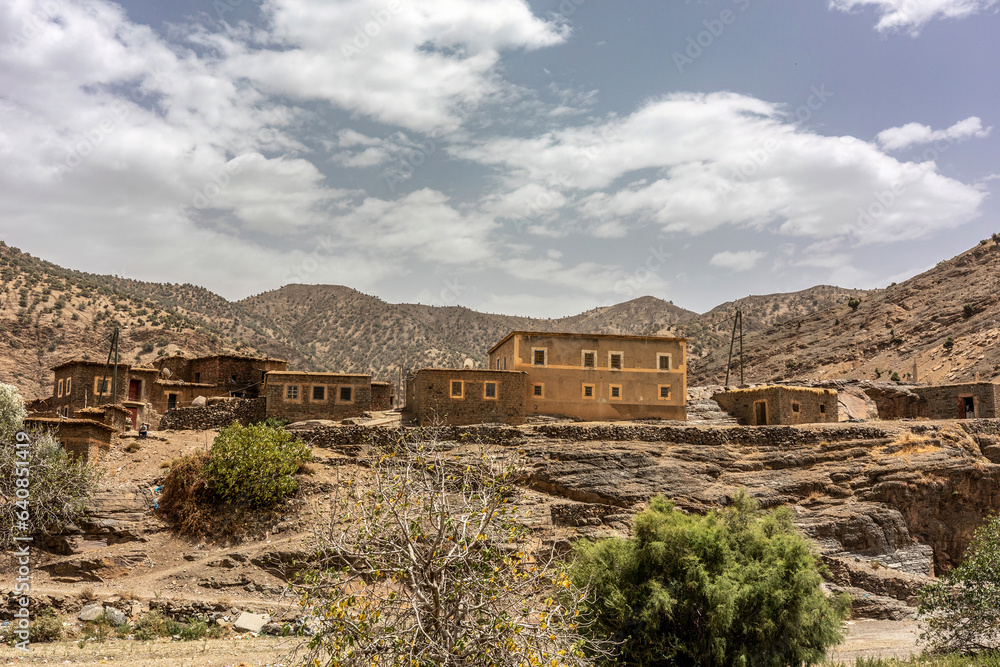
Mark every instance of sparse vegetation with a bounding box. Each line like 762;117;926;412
204;423;311;509
963;304;975;318
891;371;901;382
944;336;955;351
849;297;862;311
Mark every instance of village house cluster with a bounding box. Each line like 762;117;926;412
23;328;1000;460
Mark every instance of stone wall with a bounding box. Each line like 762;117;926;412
158;398;265;430
912;382;1000;419
371;382;394;411
404;369;528;426
263;373;372;421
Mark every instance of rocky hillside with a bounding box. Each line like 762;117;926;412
691;241;1000;386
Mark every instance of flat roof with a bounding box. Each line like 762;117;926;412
413;368;527;375
488;330;688;355
264;371;371;379
23;416;118;431
51;358;132;371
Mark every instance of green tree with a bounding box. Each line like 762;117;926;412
0;382;27;442
918;512;1000;654
570;493;849;667
203;422;311;509
848;297;861;311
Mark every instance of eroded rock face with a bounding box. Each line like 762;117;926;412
517;420;1000;616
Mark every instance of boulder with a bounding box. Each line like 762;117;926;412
105;607;128;626
233;611;269;633
78;603;105;622
191;396;207;407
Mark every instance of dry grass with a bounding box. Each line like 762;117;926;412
79;586;98;601
888;432;940;457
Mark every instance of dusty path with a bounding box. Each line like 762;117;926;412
828;620;922;662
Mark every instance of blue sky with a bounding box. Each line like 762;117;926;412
1;0;997;316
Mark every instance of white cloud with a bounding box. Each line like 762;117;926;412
828;0;998;34
876;116;991;151
456;92;986;245
224;0;567;133
710;250;767;272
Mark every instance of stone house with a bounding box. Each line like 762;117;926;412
712;386;839;426
51;360;131;418
22;416;117;462
488;332;687;421
404;369;528;426
912;382;1000;419
371;381;395;411
262;371;372;421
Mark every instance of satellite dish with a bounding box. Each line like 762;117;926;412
160;368;172;379
463;358;475;369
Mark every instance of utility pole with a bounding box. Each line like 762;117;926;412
725;309;744;387
97;327;120;405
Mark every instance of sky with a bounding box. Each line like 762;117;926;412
0;0;998;317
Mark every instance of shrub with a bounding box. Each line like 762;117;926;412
964;304;975;318
848;297;862;311
0;430;102;550
944;337;955;351
29;608;63;642
140;342;155;353
919;512;1000;653
0;382;26;442
891;371;902;382
570;492;849;667
203;423;311;509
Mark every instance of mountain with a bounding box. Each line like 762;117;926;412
690;241;1000;386
6;238;993;402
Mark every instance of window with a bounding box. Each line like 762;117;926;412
658;385;671;400
312;386;326;401
194;372;201;383
230;374;238;383
286;385;300;400
582;384;595;399
503;357;507;370
609;352;623;370
65;377;71;395
484;382;497;399
792;402;801;413
657;354;672;371
58;379;64;398
62;406;69;418
533;384;544;397
582;351;596;368
532;349;547;366
451;381;464;399
340;386;353;402
609;385;622;399
819;404;827;414
94;378;111;395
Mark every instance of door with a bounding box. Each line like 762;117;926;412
128;379;141;401
964;396;975;419
754;400;768;426
127;407;138;429
167;393;178;411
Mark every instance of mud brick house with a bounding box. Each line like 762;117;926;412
152;354;288;400
488;332;687;421
712;386;839;426
22;416;117;462
371;381;395;411
263;371;372;421
404;369;528;426
51;359;131;418
911;382;1000;419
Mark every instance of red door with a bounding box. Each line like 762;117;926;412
128;379;141;401
127;407;138;429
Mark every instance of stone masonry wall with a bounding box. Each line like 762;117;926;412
158;398;266;430
405;369;527;426
913;383;1000;419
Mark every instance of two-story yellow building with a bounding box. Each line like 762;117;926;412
488;331;687;421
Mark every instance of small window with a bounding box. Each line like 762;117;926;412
230;374;238;383
65;377;71;394
609;353;623;370
340;386;353;402
484;382;497;399
58;379;64;398
659;385;671;400
582;351;596;368
503;357;507;370
451;381;464;399
582;384;595;399
610;385;622;399
658;354;671;371
533;384;544;397
533;349;546;366
312;386;326;401
62;406;69;417
194;372;201;383
792;402;801;413
820;404;827;414
286;385;299;400
94;378;111;395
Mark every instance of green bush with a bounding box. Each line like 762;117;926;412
919;512;1000;653
944;337;955;351
203;423;311;509
0;382;26;442
29;608;63;643
964;304;975;318
848;297;862;311
570;492;849;667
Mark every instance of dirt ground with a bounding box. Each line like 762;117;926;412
1;426;930;665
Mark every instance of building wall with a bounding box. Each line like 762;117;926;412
487;333;687;421
404;369;528;426
51;362;131;418
912;383;1000;419
263;372;371;421
371;382;394;411
189;356;288;397
712;386;839;426
23;418;116;462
